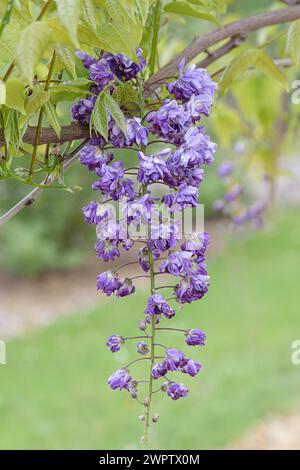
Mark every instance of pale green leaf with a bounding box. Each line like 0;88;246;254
16;22;52;84
82;0;97;31
104;93;127;136
286;19;300;65
55;0;82;48
55;46;77;79
0;81;5;105
25;87;50;119
44;100;61;138
90;94;108;140
164;1;222;26
5;78;26;115
220;49;288;95
112;83;140;109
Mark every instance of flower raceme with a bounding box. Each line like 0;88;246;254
72;49;217;443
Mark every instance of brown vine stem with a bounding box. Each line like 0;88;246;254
28;50;56;181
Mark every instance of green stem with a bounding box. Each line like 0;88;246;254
28;50;56;181
149;0;161;76
143;244;156;445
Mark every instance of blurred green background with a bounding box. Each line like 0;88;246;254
1;0;300;451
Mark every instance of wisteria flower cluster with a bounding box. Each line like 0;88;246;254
73;48;217;443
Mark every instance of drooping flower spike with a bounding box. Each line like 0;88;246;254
73;48;217;443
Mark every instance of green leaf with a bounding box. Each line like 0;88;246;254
25;87;50;119
44;100;61;138
220;49;288;95
0;81;6;105
16;22;52;84
104;93;127;136
5;78;26;115
286;19;300;65
112;83;140;109
55;46;77;79
82;0;97;31
164;1;222;26
55;0;82;48
3;107;22;153
90;94;108;140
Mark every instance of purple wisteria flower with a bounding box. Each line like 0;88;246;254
148;221;179;253
127;117;148;147
82;201;112;225
144;294;175;319
137;341;149;355
92;162;135;201
224;184;243;202
166;382;189;400
137;150;171;184
108;368;132;390
185;329;206;346
175;273;210;304
146;99;192;145
117;278;135;298
80;145;113;171
76;50;96;69
152;363;167;380
104;48;146;81
107;335;124;353
163;349;187;371
97;271;122;296
162;184;199;211
160;251;192;276
90;58;114;89
71;96;96;124
182;359;202;377
167;59;217;109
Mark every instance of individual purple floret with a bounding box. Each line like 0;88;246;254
160;251;192;276
82;201;112;225
144;294;175;319
71;96;96;124
175;273;210;304
137;150;171;185
95;240;120;262
92;162;135;201
167;59;217;109
163;349;187;371
181;232;210;256
117;278;135;298
127;117;148;147
148;221;179;253
107;335;124;353
108;368;132;390
146;99;192;145
162;184;199;211
181;359;202;377
185;329;206;346
76;50;96;69
80;145;113;171
97;271;122;296
137;341;149;356
152;363;167;379
90;57;114;89
166;382;189;400
104;48;146;81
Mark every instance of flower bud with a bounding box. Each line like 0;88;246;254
130;390;137;399
161;384;168;392
138;320;147;331
139;415;145;422
140;436;145;445
130;380;138;389
144;396;150;407
152;414;159;423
